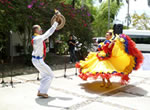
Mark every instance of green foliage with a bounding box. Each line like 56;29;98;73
132;13;150;30
53;1;94;55
0;0;94;60
92;0;122;37
0;0;125;60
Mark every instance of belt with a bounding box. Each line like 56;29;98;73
32;56;43;59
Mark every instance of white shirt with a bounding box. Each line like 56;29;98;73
32;22;58;57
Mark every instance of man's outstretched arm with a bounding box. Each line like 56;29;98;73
40;22;58;41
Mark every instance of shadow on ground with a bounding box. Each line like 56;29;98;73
35;96;72;109
79;81;147;97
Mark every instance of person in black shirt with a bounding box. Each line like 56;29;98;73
68;35;77;63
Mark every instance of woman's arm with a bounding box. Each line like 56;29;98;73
108;40;115;48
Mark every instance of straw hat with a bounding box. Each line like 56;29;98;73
51;10;66;30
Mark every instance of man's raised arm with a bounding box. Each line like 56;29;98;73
40;21;58;41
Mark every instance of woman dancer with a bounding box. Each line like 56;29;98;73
76;31;143;88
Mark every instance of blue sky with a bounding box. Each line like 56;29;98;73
94;0;150;26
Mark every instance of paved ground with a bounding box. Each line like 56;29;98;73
0;68;150;110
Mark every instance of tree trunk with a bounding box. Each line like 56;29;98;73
72;0;75;8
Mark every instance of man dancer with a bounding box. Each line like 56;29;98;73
32;15;60;98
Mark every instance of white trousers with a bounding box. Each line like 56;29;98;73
32;58;54;94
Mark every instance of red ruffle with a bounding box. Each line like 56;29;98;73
121;75;130;85
97;48;102;51
79;73;88;80
126;35;144;70
75;62;81;68
78;70;130;85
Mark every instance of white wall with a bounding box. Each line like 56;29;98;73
10;32;24;56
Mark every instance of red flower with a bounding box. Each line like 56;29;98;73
84;24;87;27
28;4;33;8
8;5;13;9
40;2;44;6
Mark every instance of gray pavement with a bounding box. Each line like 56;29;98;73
0;68;150;110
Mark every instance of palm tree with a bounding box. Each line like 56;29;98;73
72;0;150;28
72;0;122;29
99;0;122;5
99;0;134;29
100;0;150;29
99;0;117;29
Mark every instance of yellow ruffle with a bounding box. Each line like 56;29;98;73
79;39;135;75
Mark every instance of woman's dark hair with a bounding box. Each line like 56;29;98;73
69;34;73;37
106;32;112;36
